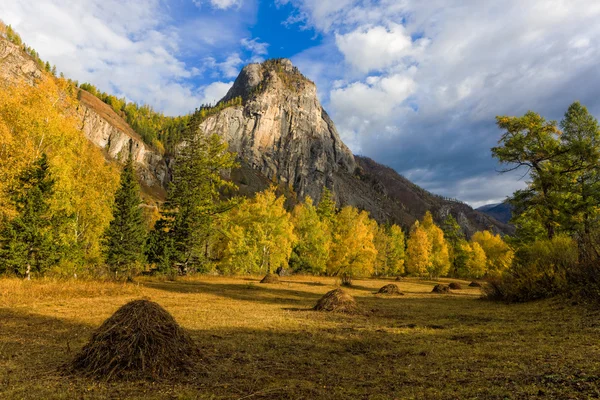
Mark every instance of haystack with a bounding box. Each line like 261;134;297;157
260;273;280;283
431;284;451;294
377;284;404;295
469;281;482;287
71;299;198;380
448;282;463;290
314;288;359;314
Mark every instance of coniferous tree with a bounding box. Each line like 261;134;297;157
0;154;58;278
316;187;337;222
151;112;238;274
103;154;147;277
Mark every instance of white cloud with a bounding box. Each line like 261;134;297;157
241;37;269;56
193;0;243;10
198;81;233;105
335;23;422;72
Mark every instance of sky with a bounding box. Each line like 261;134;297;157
2;0;600;207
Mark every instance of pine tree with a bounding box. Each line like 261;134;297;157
0;154;58;278
103;154;147;277
152;113;238;274
316;187;337;222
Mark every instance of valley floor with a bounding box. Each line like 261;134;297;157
0;276;599;399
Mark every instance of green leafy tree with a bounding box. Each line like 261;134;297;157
0;154;59;278
103;154;147;277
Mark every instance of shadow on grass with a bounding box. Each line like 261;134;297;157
1;302;592;400
143;280;326;306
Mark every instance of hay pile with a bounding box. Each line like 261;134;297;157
314;288;359;314
260;273;280;283
71;299;198;380
448;282;463;290
469;281;482;287
377;284;404;295
431;284;451;294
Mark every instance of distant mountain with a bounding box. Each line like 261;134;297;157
476;202;513;224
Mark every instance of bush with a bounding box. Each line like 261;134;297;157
484;235;578;302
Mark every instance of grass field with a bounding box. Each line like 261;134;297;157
1;275;599;399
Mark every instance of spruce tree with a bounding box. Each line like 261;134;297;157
316;187;337;222
150;112;238;274
0;154;57;278
104;154;146;277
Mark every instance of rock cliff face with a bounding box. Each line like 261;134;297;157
0;38;41;85
199;59;356;202
0;36;168;198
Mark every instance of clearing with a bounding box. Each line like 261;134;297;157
0;276;599;399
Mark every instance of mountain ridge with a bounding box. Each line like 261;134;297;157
0;36;512;236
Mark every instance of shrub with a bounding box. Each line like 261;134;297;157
484;235;578;302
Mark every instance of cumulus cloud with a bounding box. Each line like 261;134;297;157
284;0;600;205
198;81;233;105
335;23;426;73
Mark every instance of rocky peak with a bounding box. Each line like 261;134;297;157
200;58;356;202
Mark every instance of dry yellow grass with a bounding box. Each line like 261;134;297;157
1;275;599;399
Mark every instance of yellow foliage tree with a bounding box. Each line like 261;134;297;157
462;241;487;278
0;78;119;266
290;197;331;274
472;230;514;276
422;211;451;277
374;224;405;276
406;221;431;276
327;206;377;279
220;187;297;274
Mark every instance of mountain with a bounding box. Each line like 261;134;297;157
476;202;513;224
198;59;513;236
0;35;169;200
0;35;512;236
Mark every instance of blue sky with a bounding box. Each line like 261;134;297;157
3;0;600;207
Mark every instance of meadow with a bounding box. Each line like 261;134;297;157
1;276;599;399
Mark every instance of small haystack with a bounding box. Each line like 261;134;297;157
71;299;198;380
431;284;451;294
469;281;482;287
314;288;359;314
448;282;463;290
377;284;404;295
260;273;280;283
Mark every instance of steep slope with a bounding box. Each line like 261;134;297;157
0;36;168;199
199;59;356;202
200;59;513;236
477;202;513;224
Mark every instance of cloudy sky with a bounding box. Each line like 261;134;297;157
2;0;600;207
